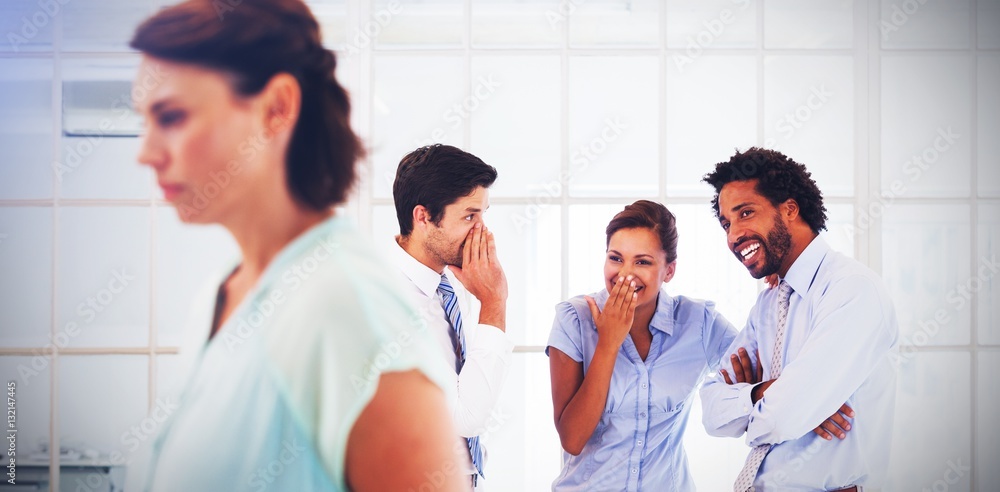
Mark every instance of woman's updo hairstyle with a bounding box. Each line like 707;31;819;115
606;200;679;263
130;0;362;209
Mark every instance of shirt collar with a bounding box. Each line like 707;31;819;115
391;237;443;299
593;286;675;336
781;235;830;297
649;289;676;336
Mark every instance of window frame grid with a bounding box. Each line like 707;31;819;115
0;0;996;490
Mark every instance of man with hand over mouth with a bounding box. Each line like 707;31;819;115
390;144;514;490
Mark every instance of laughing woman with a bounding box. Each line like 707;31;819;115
129;1;464;490
547;200;738;491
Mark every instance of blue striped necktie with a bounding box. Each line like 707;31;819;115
437;274;484;484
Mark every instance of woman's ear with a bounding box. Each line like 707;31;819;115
260;72;301;137
662;261;677;284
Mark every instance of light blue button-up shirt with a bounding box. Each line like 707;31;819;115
547;287;737;491
700;237;899;491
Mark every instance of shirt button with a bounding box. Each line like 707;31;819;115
631;468;638;474
637;440;643;446
641;383;647;389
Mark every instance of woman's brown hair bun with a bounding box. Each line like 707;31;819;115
130;0;363;210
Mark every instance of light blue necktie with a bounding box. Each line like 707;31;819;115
437;274;484;484
734;280;793;492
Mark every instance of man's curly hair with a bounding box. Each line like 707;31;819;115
702;147;828;233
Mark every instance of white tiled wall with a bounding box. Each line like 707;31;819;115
0;1;996;491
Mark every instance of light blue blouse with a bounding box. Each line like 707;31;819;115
141;215;454;491
547;287;737;492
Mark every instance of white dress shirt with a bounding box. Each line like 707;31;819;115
390;240;514;440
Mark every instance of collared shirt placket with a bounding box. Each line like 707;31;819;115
622;333;660;492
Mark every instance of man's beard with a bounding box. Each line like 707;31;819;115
755;215;792;278
739;214;792;279
426;228;464;267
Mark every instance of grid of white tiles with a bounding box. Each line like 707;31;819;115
0;0;998;490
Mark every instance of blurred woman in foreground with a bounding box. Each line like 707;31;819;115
129;1;465;490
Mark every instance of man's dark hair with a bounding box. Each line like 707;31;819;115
702;147;828;233
393;144;498;237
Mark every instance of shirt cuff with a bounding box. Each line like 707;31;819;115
739;383;757;415
471;323;514;355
